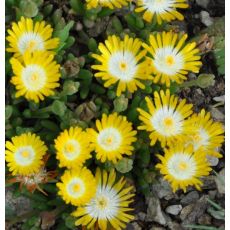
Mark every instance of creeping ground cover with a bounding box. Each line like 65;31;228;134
5;0;225;229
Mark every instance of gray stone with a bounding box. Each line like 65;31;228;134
150;227;166;230
200;11;214;27
181;191;199;205
182;195;209;225
168;222;185;230
146;195;169;225
207;155;219;166
210;107;225;122
126;222;141;230
198;214;212;225
151;178;174;199
208;190;217;199
201;176;216;189
180;204;195;221
6;189;32;217
137;212;146;221
196;0;210;8
166;205;182;215
215;168;225;194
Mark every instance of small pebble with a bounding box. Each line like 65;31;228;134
165;205;182;216
200;11;214;27
137;212;146;221
198;214;212;225
181;191;199;205
207;155;219;166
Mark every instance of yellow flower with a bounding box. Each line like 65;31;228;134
135;0;189;24
5;133;48;175
72;168;135;230
137;89;193;147
57;167;96;206
6;17;59;58
86;0;131;9
184;109;225;158
87;113;137;163
91;35;152;96
143;31;202;87
54;127;92;168
10;51;61;103
156;145;211;192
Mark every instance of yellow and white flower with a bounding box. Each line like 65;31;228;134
184;109;225;158
86;0;131;9
143;31;202;86
156;145;212;192
72;168;135;230
135;0;189;24
5;133;48;175
87;113;137;163
10;51;61;103
137;89;193;147
6;17;59;57
57;167;96;206
91;35;152;96
54;127;92;168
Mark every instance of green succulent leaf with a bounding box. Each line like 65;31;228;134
51;100;67;117
115;158;133;173
113;95;128;112
19;0;38;17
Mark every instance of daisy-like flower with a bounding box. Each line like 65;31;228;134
137;89;193;147
57;167;96;206
54;127;92;168
10;51;61;103
72;168;135;230
6;17;59;58
86;0;131;9
5;133;48;175
143;31;202;86
87;113;137;163
156;145;212;192
135;0;189;24
184;109;225;158
91;35;153;96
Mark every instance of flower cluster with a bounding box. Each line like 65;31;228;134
7;17;61;103
92;32;202;95
5;2;225;230
137;89;224;192
5;113;137;229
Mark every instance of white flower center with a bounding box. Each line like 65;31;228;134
189;128;210;151
154;46;184;76
108;51;137;82
22;64;46;91
63;140;81;160
67;178;85;198
14;146;35;166
142;0;173;13
151;106;183;136
97;128;122;151
18;32;44;54
86;185;119;219
167;153;197;180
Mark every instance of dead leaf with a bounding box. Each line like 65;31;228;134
40;211;56;230
197;33;214;53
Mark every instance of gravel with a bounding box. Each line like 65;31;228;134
165;205;182;216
